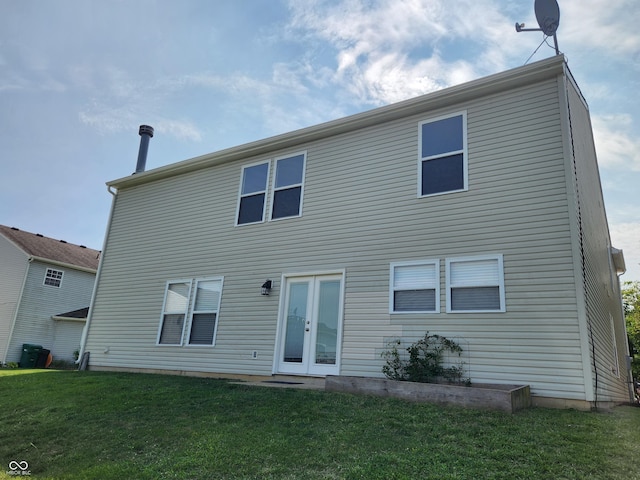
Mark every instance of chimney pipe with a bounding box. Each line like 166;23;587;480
135;125;154;173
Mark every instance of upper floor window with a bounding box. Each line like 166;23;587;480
44;268;64;287
236;152;307;225
418;112;467;197
390;260;439;313
446;255;505;313
271;153;306;220
237;162;270;225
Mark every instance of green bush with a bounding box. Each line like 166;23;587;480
382;333;469;385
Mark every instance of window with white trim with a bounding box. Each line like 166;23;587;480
158;280;192;345
188;278;223;346
237;161;270;225
418;112;467;197
44;268;64;287
446;255;505;312
271;152;306;220
390;260;439;313
157;277;224;346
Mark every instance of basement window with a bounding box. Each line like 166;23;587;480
44;268;64;288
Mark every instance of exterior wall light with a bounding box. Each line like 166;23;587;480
261;280;272;295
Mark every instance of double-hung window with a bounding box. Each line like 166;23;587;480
271;153;306;220
390;260;439;313
158;280;192;345
446;255;505;312
236;152;306;225
188;278;223;345
237;162;270;225
157;277;224;346
418;112;467;197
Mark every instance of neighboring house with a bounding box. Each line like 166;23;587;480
83;55;630;409
0;225;100;363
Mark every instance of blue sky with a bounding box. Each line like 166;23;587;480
1;0;639;281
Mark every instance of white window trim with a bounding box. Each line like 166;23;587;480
389;260;440;314
186;276;225;347
156;278;193;346
269;151;307;221
43;268;64;288
235;160;271;226
417;111;468;198
445;254;505;313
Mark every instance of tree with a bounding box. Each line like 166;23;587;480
622;281;640;380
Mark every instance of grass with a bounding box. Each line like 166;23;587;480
0;370;639;479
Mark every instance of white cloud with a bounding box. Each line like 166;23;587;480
562;0;640;62
284;0;532;106
592;114;640;171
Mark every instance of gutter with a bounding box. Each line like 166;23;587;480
77;185;117;364
28;256;97;274
51;316;87;323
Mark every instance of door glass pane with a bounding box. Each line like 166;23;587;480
283;282;308;363
315;280;340;365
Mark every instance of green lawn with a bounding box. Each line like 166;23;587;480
0;370;639;479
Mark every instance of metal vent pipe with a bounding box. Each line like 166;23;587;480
135;125;154;173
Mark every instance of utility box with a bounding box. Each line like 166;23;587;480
20;344;43;368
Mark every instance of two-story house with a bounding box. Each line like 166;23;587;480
0;225;100;364
82;55;630;409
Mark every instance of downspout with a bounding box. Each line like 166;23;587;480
77;185;117;365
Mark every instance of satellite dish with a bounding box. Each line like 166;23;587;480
535;0;560;36
515;0;560;55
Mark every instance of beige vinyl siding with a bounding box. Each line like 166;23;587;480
565;78;629;403
51;320;85;362
6;261;95;363
0;235;29;363
87;73;585;399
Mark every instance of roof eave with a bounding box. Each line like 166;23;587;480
29;255;98;274
108;55;567;190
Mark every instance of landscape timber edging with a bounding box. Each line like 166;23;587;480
325;376;531;413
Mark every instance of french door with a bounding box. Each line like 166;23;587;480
276;273;344;376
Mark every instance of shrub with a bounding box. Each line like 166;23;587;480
382;333;469;385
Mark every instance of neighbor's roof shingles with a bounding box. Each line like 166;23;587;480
0;225;100;271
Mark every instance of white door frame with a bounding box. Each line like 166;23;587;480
273;270;345;376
